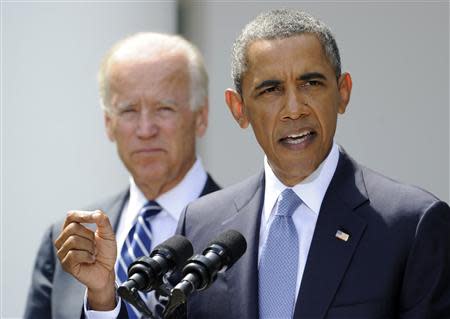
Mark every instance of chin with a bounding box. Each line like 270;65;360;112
135;165;167;180
286;160;319;181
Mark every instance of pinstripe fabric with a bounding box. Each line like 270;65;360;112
117;201;161;319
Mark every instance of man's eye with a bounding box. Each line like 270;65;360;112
118;106;138;114
159;106;175;112
121;108;137;113
157;106;177;116
260;86;281;95
304;80;322;87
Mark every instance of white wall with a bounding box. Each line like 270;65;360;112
1;2;176;317
184;1;449;201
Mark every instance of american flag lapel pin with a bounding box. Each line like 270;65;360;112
335;230;350;242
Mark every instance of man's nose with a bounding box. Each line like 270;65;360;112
136;111;158;138
282;89;309;120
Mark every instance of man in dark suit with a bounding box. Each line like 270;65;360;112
175;9;450;319
24;32;219;319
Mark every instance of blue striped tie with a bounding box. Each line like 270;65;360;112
259;189;302;319
117;201;161;319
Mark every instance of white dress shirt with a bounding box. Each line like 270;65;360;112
84;158;208;319
259;143;340;302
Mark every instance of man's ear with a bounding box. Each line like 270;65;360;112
224;89;249;128
195;98;209;138
104;111;115;142
337;72;352;114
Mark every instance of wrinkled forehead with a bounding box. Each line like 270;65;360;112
110;48;189;76
109;52;190;87
106;55;192;105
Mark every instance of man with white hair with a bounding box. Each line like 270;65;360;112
24;32;219;319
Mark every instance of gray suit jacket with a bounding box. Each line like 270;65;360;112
24;175;220;319
176;152;450;318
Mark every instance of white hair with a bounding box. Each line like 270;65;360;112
98;32;208;111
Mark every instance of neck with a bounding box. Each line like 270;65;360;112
135;157;196;200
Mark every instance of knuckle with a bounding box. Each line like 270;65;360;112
65;250;79;265
99;214;108;225
66;210;76;218
65;235;76;248
65;222;78;233
56;249;63;262
61;253;72;270
96;210;107;220
54;238;61;249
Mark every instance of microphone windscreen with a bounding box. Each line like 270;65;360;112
152;235;194;267
207;229;247;266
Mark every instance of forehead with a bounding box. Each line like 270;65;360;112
244;34;334;79
108;53;191;98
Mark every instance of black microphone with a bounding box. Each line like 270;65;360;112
164;230;247;317
118;235;193;299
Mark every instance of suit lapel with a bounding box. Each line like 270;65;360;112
106;189;129;232
220;173;265;319
294;151;369;319
200;174;221;196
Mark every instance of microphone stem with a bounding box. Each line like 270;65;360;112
177;273;198;297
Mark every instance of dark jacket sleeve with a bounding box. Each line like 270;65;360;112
399;200;450;318
24;226;56;319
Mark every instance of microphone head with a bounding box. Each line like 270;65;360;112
151;235;193;269
206;229;247;267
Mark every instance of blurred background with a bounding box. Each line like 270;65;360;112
1;1;449;317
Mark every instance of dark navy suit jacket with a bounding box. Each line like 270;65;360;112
176;152;450;319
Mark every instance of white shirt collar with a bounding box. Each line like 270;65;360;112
263;143;340;223
127;157;207;221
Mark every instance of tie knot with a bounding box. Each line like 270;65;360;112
276;189;302;217
140;200;162;220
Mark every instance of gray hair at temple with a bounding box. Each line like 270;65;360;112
98;32;208;111
231;9;341;95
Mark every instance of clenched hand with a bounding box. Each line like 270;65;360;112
55;210;117;310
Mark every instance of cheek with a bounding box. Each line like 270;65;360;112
112;124;139;157
164;118;196;154
249;113;278;152
114;123;134;142
316;109;338;142
312;95;339;133
248;105;276;131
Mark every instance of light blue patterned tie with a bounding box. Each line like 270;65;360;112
117;201;161;319
259;189;302;319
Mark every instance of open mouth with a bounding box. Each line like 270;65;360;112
280;130;316;145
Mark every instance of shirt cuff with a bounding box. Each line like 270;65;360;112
83;288;122;319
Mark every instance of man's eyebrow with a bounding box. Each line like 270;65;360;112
159;99;178;106
254;79;282;91
116;101;134;110
298;72;327;81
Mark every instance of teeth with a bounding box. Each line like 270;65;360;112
283;131;313;145
287;131;311;139
285;135;308;144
